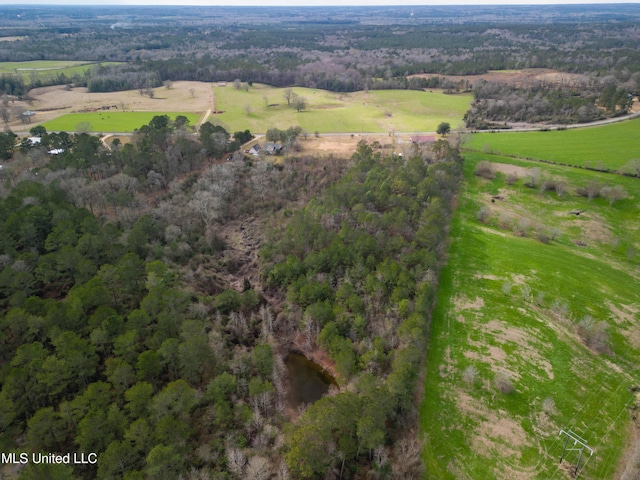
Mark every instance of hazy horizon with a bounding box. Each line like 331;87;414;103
1;0;639;6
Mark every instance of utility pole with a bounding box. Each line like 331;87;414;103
559;429;594;477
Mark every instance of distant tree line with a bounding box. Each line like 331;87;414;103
464;80;634;128
87;71;162;94
4;19;640;96
0;75;26;96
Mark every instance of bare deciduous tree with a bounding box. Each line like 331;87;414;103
189;190;224;226
283;87;293;106
514;217;531;236
619;158;640;177
226;448;246;478
276;460;290;480
147;170;166;191
506;172;519;185
577;316;610;353
525;167;542;188
390;435;423;479
0;105;9;124
75;121;92;134
180;467;212;480
580;180;602;201
474;160;494;179
550;298;570;321
108;173;139;194
476;206;491;222
494;372;514;394
462;365;479;385
542;397;556;416
555;180;568;198
245;456;271;480
600;184;628;206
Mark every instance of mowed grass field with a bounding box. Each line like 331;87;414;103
466;118;640;170
42;112;201;133
0;60;91;73
210;83;471;133
421;146;640;478
0;60;121;81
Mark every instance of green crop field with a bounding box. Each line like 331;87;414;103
421;147;640;479
209;84;471;133
42;112;201;133
466;118;640;170
0;61;121;81
0;61;89;73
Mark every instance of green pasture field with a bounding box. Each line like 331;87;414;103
0;61;121;81
466;118;640;170
421;151;640;479
42;112;201;133
209;83;471;133
0;61;89;73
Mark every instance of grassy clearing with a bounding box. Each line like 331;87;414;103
0;60;90;73
0;36;27;42
421;151;640;479
0;60;121;81
466;118;640;170
209;83;470;133
42;112;201;133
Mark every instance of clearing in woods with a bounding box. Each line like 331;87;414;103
0;60;121;81
43;111;202;133
17;82;470;135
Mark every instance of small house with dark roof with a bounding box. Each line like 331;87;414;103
264;143;283;155
247;144;262;156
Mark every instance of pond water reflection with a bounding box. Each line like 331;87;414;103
285;353;336;408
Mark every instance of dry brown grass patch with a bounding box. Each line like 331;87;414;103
455;389;533;476
10;81;213;128
490;163;530;178
454;294;485;311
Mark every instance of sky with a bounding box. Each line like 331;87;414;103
1;0;640;5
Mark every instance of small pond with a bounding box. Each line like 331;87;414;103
285;353;336;408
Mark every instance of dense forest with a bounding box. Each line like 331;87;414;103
263;141;461;478
0;109;461;478
464;80;635;128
